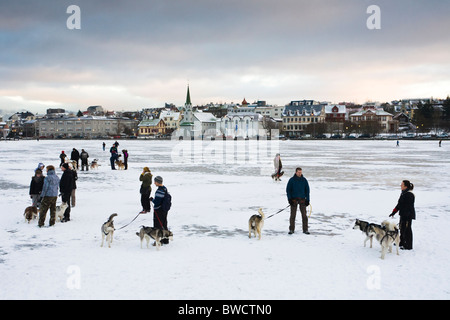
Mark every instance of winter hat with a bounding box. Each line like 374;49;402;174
61;163;69;170
154;176;163;184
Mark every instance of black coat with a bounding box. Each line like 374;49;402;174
29;175;44;195
60;170;74;196
394;190;416;220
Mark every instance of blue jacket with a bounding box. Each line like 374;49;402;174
152;186;167;210
286;174;310;201
41;169;60;197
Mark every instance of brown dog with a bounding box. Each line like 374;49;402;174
248;208;265;240
24;206;38;223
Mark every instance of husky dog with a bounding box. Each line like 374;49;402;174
90;159;99;170
353;219;381;248
136;226;173;250
101;213;118;248
248;208;265;240
55;202;69;222
115;159;125;170
369;220;400;260
24;206;38;223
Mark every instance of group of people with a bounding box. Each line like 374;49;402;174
60;148;90;171
30;146;416;251
278;154;416;250
109;141;129;170
29;161;77;227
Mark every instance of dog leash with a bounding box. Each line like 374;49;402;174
265;205;290;220
265;203;313;220
116;213;141;230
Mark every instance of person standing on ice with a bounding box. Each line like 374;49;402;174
389;180;415;250
80;149;89;171
122;149;129;170
29;168;44;208
59;151;67;167
109;144;118;170
60;163;74;222
139;167;152;214
38;165;60;227
286;167;310;235
151;176;171;244
70;148;80;168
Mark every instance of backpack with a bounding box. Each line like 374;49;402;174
161;188;172;212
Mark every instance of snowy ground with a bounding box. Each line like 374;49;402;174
1;139;449;300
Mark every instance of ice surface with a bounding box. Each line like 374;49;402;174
0;139;449;299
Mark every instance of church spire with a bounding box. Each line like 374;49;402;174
185;85;192;106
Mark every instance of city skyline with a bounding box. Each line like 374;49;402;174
1;0;450;113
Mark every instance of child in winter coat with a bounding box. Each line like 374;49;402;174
29;169;44;207
139;167;153;213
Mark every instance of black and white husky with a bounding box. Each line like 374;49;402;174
136;226;173;250
101;213;117;248
353;219;381;248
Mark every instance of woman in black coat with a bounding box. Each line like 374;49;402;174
390;180;415;250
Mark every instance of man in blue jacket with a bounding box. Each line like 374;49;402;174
286;167;310;235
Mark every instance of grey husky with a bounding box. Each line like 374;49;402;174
101;213;117;248
136;226;174;250
353;219;381;248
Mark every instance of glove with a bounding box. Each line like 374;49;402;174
390;208;398;217
305;200;310;206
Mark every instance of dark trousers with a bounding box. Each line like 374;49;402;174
154;209;169;244
154;209;168;230
399;217;413;249
81;160;88;171
290;198;308;232
61;193;71;221
141;190;151;212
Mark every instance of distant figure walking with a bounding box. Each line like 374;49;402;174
102;142;106;151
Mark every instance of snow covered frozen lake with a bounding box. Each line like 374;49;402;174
1;139;449;299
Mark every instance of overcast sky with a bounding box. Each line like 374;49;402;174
1;0;449;113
